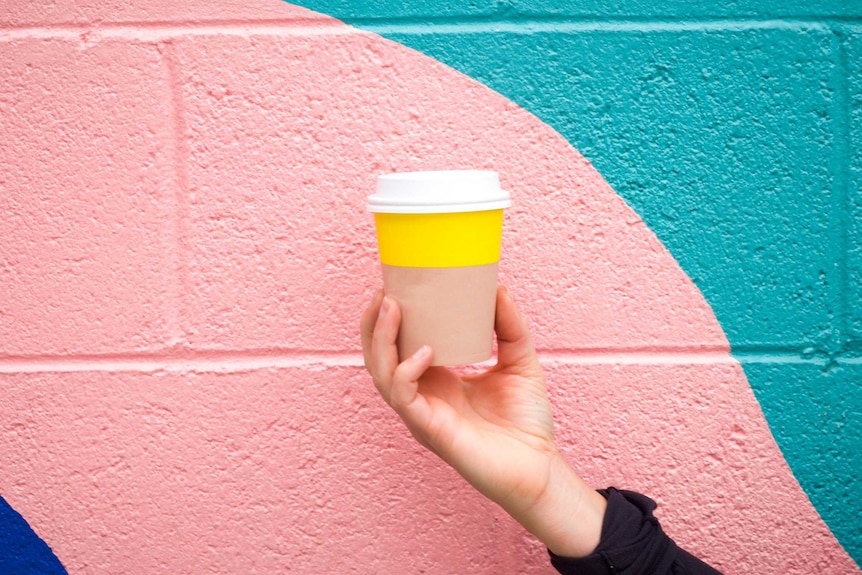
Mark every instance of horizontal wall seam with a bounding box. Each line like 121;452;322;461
357;19;836;34
0;349;856;373
0;21;364;41
0;18;853;42
0;17;333;31
0;352;364;374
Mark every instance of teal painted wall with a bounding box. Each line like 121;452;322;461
291;0;862;563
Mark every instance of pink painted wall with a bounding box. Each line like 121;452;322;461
0;0;856;573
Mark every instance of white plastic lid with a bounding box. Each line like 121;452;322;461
367;170;511;213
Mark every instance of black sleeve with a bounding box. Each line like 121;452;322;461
548;488;723;575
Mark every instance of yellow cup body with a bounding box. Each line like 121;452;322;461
374;209;504;268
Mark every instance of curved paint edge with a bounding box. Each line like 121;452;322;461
0;495;67;575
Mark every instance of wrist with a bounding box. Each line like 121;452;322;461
511;453;607;558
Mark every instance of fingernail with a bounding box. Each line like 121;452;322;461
412;345;430;360
372;289;383;307
378;296;390;319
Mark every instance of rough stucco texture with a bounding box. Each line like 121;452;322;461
0;39;177;356
293;0;862;564
0;0;859;574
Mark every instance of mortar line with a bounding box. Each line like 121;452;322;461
346;14;862;26
830;26;852;350
351;19;834;35
0;344;763;363
0;352;365;374
161;40;191;349
0;21;363;41
0;18;848;42
0;17;335;32
0;348;853;374
0;347;361;362
3;15;862;31
536;350;836;365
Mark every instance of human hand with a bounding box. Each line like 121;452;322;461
360;286;606;557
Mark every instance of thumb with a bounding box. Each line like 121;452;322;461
494;286;541;372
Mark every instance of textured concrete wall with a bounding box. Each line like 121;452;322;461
0;0;859;573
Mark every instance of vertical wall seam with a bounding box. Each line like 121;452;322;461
829;25;851;356
161;40;191;349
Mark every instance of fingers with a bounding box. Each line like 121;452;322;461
361;291;435;430
369;295;402;402
360;289;384;370
390;345;434;414
391;348;441;456
495;286;541;372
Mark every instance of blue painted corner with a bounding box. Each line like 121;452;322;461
0;495;67;575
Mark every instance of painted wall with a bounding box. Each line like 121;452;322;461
0;0;858;573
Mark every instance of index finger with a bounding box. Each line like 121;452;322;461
360;289;384;369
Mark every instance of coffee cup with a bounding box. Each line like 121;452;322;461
368;170;511;366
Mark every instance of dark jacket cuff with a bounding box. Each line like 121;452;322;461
548;487;679;575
